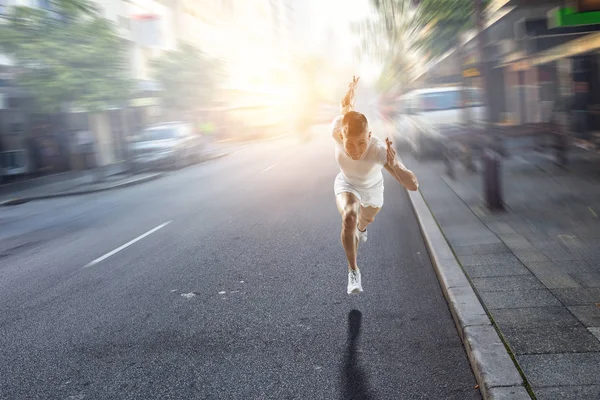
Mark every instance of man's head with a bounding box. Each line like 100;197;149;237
341;111;371;160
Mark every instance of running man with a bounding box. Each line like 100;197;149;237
332;76;419;294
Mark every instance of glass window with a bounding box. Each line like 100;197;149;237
466;89;484;106
142;127;178;141
407;96;418;113
419;90;461;111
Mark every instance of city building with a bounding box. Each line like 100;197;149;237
414;0;600;133
0;0;174;178
0;0;303;178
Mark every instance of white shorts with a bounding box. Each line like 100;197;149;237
334;173;384;208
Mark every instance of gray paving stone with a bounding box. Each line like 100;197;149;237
449;234;503;247
491;306;582;329
479;289;561;309
551;288;600;306
499;234;535;251
500;326;600;354
551;260;595;272
534;273;582;289
570;271;600;288
464;263;531;278
539;247;579;261
518;353;600;387
487;386;531;400
513;250;551;263
471;276;544;292
454;243;511;256
568;305;600;327
486;222;519;235
579;248;600;261
435;212;477;226
589;327;600;341
535;385;600;400
459;252;522;267
525;261;582;289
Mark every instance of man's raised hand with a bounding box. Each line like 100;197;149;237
385;138;397;166
341;75;360;114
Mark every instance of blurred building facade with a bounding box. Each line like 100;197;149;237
0;0;301;179
0;0;174;177
415;0;600;137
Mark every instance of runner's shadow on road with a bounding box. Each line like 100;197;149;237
340;309;373;400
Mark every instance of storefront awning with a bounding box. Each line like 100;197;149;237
530;32;600;65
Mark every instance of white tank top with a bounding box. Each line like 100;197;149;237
331;116;387;188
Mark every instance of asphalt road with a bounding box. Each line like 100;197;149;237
0;127;481;400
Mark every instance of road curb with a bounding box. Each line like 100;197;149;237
0;172;165;207
407;189;531;400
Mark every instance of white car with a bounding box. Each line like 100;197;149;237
129;122;204;171
397;87;485;158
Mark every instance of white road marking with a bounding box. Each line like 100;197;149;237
181;292;197;299
84;221;171;268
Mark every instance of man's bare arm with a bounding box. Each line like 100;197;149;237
384;138;419;191
384;161;419;191
340;76;359;115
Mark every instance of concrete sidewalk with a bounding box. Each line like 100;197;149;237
0;171;164;206
403;148;600;399
0;148;231;206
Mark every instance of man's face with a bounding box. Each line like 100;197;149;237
342;127;371;160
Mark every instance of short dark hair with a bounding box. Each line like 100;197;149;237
342;111;368;137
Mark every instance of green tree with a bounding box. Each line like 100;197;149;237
0;2;132;113
51;0;98;17
151;43;224;121
366;0;493;123
412;0;491;122
353;0;421;95
411;0;478;59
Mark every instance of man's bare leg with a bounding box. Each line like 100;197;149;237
358;206;381;232
336;192;360;271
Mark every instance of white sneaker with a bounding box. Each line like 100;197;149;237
347;268;363;294
356;228;368;243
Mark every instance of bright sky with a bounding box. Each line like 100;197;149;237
296;0;382;85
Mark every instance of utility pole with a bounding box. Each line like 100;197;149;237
475;0;504;211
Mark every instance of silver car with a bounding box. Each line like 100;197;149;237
129;122;204;171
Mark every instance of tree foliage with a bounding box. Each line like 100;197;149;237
358;0;490;94
50;0;99;17
411;0;487;60
151;43;224;119
0;1;132;113
353;0;421;94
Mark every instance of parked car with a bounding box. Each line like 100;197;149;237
129;122;204;171
397;86;486;159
